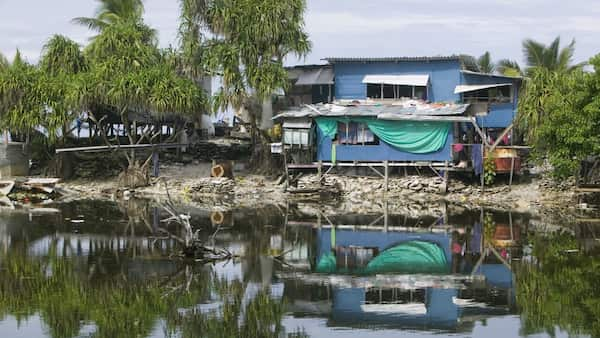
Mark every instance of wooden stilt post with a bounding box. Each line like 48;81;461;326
384;160;389;192
384;200;389;233
509;156;515;190
152;150;159;177
283;151;289;187
480;143;485;195
443;160;449;193
318;160;323;181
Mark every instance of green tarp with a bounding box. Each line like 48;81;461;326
365;241;449;274
315;240;449;275
315;117;451;154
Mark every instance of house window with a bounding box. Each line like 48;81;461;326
367;83;381;99
337;122;379;145
366;84;428;100
463;86;512;104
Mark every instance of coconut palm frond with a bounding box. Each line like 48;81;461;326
477;51;495;74
497;59;522;77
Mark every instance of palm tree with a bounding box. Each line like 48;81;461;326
522;37;580;74
72;0;145;32
497;59;522;77
477;51;495;74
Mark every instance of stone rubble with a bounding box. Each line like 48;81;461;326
187;177;235;195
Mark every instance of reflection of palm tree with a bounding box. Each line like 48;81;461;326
72;0;145;32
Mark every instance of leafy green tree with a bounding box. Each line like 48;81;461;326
0;51;45;135
38;35;88;143
73;21;205;187
518;55;600;177
72;0;145;33
198;0;311;130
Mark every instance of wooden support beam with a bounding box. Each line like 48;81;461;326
509;156;515;190
488;123;514;152
55;143;189;154
384;160;389;192
469;118;490;147
317;160;323;181
367;165;385;178
443;161;449;193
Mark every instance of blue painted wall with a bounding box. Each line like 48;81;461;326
333;60;462;102
316;122;453;162
462;73;520;128
331;287;459;327
317;229;453;263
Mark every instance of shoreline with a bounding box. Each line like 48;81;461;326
58;166;586;220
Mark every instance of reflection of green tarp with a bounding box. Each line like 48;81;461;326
316;252;337;273
315;117;451;154
365;241;449;274
315;241;449;275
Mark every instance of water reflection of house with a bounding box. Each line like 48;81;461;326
276;209;521;332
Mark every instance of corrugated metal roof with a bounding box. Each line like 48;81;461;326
273;102;470;120
324;56;461;63
362;74;429;86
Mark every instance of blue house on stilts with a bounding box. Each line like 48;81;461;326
276;56;522;189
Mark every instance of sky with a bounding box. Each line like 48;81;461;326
0;0;599;67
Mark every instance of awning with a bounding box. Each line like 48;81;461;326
362;74;429;86
295;68;334;85
282;118;312;129
454;83;512;94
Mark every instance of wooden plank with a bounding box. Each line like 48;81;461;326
287;164;319;169
25;178;60;184
56;143;188;154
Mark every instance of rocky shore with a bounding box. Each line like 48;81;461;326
58;162;592;223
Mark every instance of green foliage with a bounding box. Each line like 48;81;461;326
0;54;46;133
477;51;495;74
518;62;599;177
517;232;600;337
484;156;496;185
72;0;145;33
199;0;311;111
522;37;581;75
497;59;522;77
40;35;87;76
0;251;294;338
78;21;204;118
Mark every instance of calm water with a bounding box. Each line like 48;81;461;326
0;198;598;338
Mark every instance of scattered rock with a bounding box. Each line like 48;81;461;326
187;177;235;195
